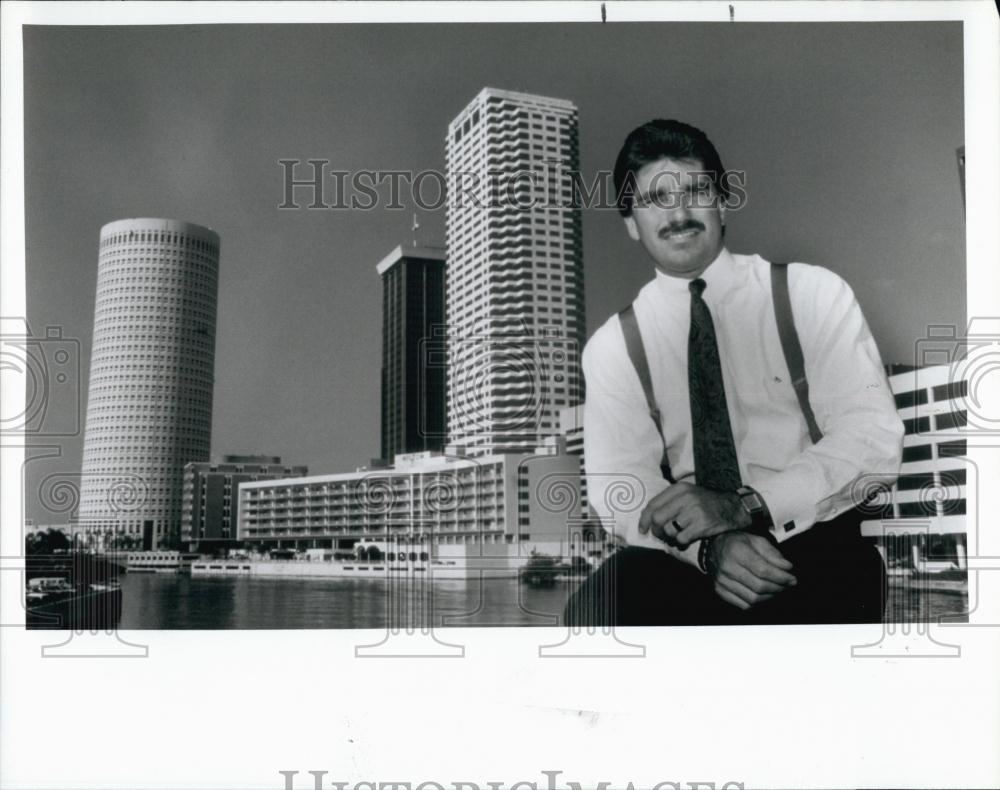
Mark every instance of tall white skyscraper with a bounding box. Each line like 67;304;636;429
78;218;219;550
445;88;584;457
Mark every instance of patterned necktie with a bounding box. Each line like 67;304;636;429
688;278;742;492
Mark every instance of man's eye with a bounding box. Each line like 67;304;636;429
642;192;673;207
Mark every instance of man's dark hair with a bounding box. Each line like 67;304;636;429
613;119;728;217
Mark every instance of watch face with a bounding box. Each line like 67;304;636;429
742;492;764;513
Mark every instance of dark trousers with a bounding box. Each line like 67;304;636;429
564;509;887;626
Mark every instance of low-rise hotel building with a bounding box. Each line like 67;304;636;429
236;444;582;567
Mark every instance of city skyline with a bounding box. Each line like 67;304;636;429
22;22;966;525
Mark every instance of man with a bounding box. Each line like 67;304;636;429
565;119;904;626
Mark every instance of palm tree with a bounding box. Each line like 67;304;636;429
25;528;70;556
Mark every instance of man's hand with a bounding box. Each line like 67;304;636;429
638;481;750;549
706;532;797;610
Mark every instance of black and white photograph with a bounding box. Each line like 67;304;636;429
2;2;999;789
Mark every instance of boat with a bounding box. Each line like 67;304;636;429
25;576;76;601
25;577;123;630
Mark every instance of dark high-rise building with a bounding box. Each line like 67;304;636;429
181;455;308;552
376;245;446;461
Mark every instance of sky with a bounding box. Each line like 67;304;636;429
21;21;966;524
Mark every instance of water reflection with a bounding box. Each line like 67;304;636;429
118;573;969;629
119;574;572;629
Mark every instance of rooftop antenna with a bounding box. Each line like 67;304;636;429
412;212;420;247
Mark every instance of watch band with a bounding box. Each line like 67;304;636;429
737;486;773;537
698;535;715;574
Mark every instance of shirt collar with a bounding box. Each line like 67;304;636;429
653;247;746;301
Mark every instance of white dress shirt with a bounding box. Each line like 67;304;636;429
583;248;904;568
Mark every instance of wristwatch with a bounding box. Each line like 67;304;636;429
736;486;773;538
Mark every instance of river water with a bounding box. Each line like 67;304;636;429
116;572;969;629
119;573;572;629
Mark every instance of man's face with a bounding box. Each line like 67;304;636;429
623;156;726;279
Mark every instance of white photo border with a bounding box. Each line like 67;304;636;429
2;2;998;789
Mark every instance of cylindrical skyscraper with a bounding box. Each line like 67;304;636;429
78;218;219;550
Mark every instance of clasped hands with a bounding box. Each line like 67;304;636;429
638;482;797;610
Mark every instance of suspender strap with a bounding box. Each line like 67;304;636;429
771;262;823;444
617;262;821;485
618;305;674;482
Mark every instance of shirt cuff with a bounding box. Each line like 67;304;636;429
669;539;703;570
752;472;819;544
613;517;704;568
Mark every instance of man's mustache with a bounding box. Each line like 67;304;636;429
659;220;705;238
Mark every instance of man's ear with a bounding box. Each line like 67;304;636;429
624;215;640;242
718;202;726;227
